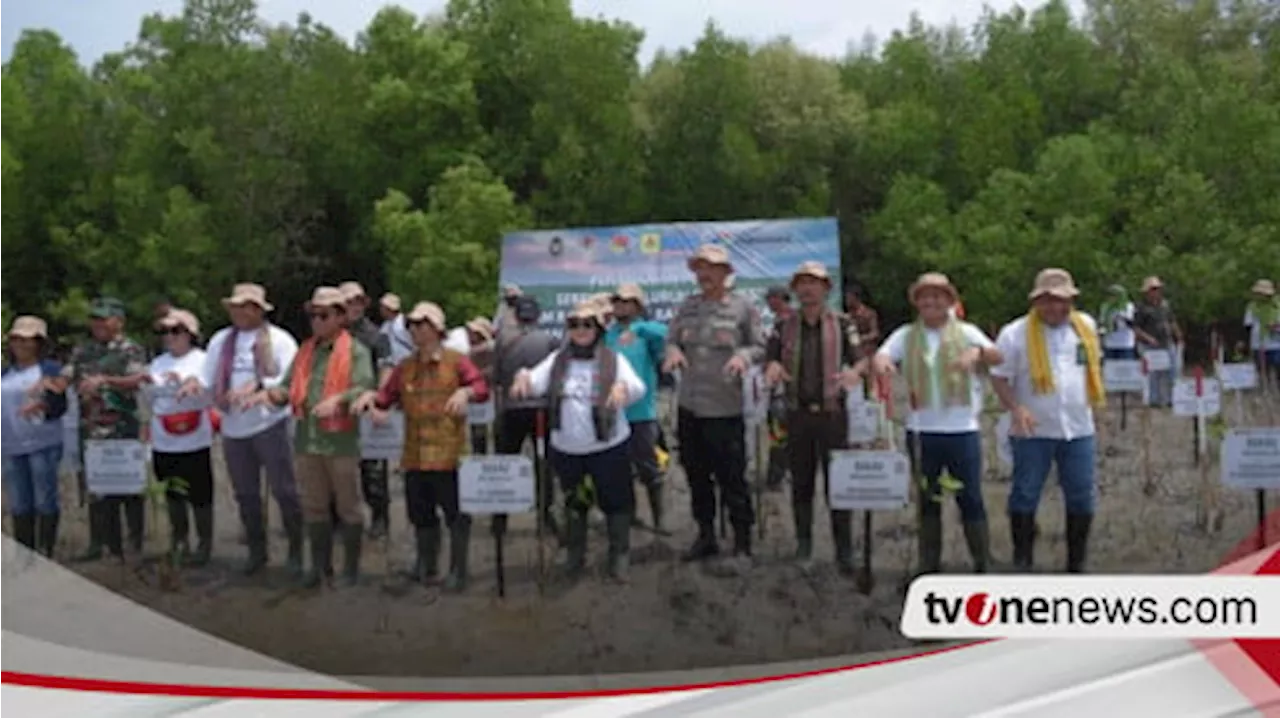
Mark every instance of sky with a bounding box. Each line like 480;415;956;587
0;0;1059;66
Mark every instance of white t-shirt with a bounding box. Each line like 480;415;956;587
1245;306;1280;351
1101;303;1137;350
526;350;646;455
199;324;299;440
877;321;995;434
991;314;1099;441
147;350;214;454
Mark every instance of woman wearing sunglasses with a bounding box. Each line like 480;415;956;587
509;302;646;583
145;310;215;566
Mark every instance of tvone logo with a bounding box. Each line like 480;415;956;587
965;592;998;626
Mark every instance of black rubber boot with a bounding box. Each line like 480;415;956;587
368;508;389;541
302;522;333;589
166;496;190;560
681;522;719;562
11;514;36;551
917;512;943;576
605;513;632;583
963;520;991;574
124;496;145;554
443;517;471;592
73;500;106;563
561;508;589;580
1065;513;1093;574
732;523;752;557
242;520;268;576
188;506;213;566
646;482;669;536
409;525;441;583
831;509;854;577
793;501;814;562
1009;512;1038;573
339;522;362;588
36;512;59;558
283;513;305;579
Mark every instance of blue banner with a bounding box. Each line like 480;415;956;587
497;218;843;334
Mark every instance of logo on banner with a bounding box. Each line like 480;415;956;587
548;236;564;257
610;234;630;253
581;234;596;250
639;232;661;254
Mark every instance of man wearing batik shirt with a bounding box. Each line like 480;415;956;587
338;281;394;539
353;302;489;591
63;297;150;562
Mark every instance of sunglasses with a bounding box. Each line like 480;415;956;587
406;319;434;328
162;327;188;336
309;311;335;321
566;319;595;330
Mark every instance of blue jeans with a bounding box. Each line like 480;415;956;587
3;444;63;515
907;431;986;521
1008;436;1095;516
1147;369;1174;406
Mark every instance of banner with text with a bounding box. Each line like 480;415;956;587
497;218;843;336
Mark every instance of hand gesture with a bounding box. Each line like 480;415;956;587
350;391;378;415
18;400;46;419
723;354;749;378
226;380;259;409
662;346;687;373
764;361;790;387
238;390;272;410
312;394;345;419
175;377;203;399
369;408;391;427
163;371;183;386
871;354;897;377
1010;406;1038;437
444;388;470;416
78;376;103;395
834;366;864;391
509;370;533;400
605;382;629;410
950;347;983;374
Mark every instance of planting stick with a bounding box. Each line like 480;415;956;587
1140;357;1155;496
533;409;549;592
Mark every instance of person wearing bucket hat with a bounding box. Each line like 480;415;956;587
663;243;767;570
511;301;647;582
58;296;151;563
246;287;377;589
1244;279;1280;388
378;293;402;332
605;283;670;535
144;309;216;566
990;268;1105;574
352;302;489;591
180;282;303;577
338;281;394;540
867;272;1003;576
1098;284;1138;360
1131;275;1182;407
464;317;497;457
764;262;864;575
3;315;69;558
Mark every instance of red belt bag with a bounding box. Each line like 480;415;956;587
160;410;203;436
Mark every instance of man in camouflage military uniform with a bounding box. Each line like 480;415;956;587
62;297;151;562
338;281;394;539
663;245;767;569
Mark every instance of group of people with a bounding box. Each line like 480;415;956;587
4;256;1277;591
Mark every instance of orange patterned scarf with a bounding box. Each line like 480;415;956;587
289;330;355;432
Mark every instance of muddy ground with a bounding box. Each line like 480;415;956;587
14;383;1278;679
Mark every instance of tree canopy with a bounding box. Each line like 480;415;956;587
4;0;1278;343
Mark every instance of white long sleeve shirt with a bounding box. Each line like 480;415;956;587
991;314;1098;441
199;324;298;440
526;350;646;456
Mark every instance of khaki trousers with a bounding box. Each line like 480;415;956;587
296;453;362;524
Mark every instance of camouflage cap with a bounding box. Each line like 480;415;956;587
90;297;127;319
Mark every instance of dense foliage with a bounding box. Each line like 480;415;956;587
4;0;1279;345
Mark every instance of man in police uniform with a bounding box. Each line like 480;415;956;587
61;297;151;562
663;245;766;570
338;281;394;539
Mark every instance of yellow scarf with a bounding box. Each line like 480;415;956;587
1026;310;1104;408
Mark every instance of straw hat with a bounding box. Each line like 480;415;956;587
1141;276;1164;292
1251;279;1275;297
305;286;347;311
465;317;494;341
338;281;366;303
405;302;446;332
7;316;48;340
379;292;401;312
158;309;201;337
686;244;734;273
221;283;273;312
790;261;832;288
1028;268;1081;300
612;283;647;308
567;301;604;325
908;272;959;303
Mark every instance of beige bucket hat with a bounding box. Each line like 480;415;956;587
465;317;494;341
908;272;959;303
405;302;446;333
1251;279;1276;297
305;286;347;311
379;292;401;312
7;315;48;340
612;282;647;308
790;261;832;288
567;301;604;325
1028;268;1081;300
1141;276;1164;292
687;244;734;273
158;309;201;337
221;283;274;312
338;281;366;303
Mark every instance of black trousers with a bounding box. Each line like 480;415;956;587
677;410;753;529
153;448;215;507
404;469;463;529
549;442;634;515
99;495;145;555
787;409;846;509
492;407;556;534
361;459;389;516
